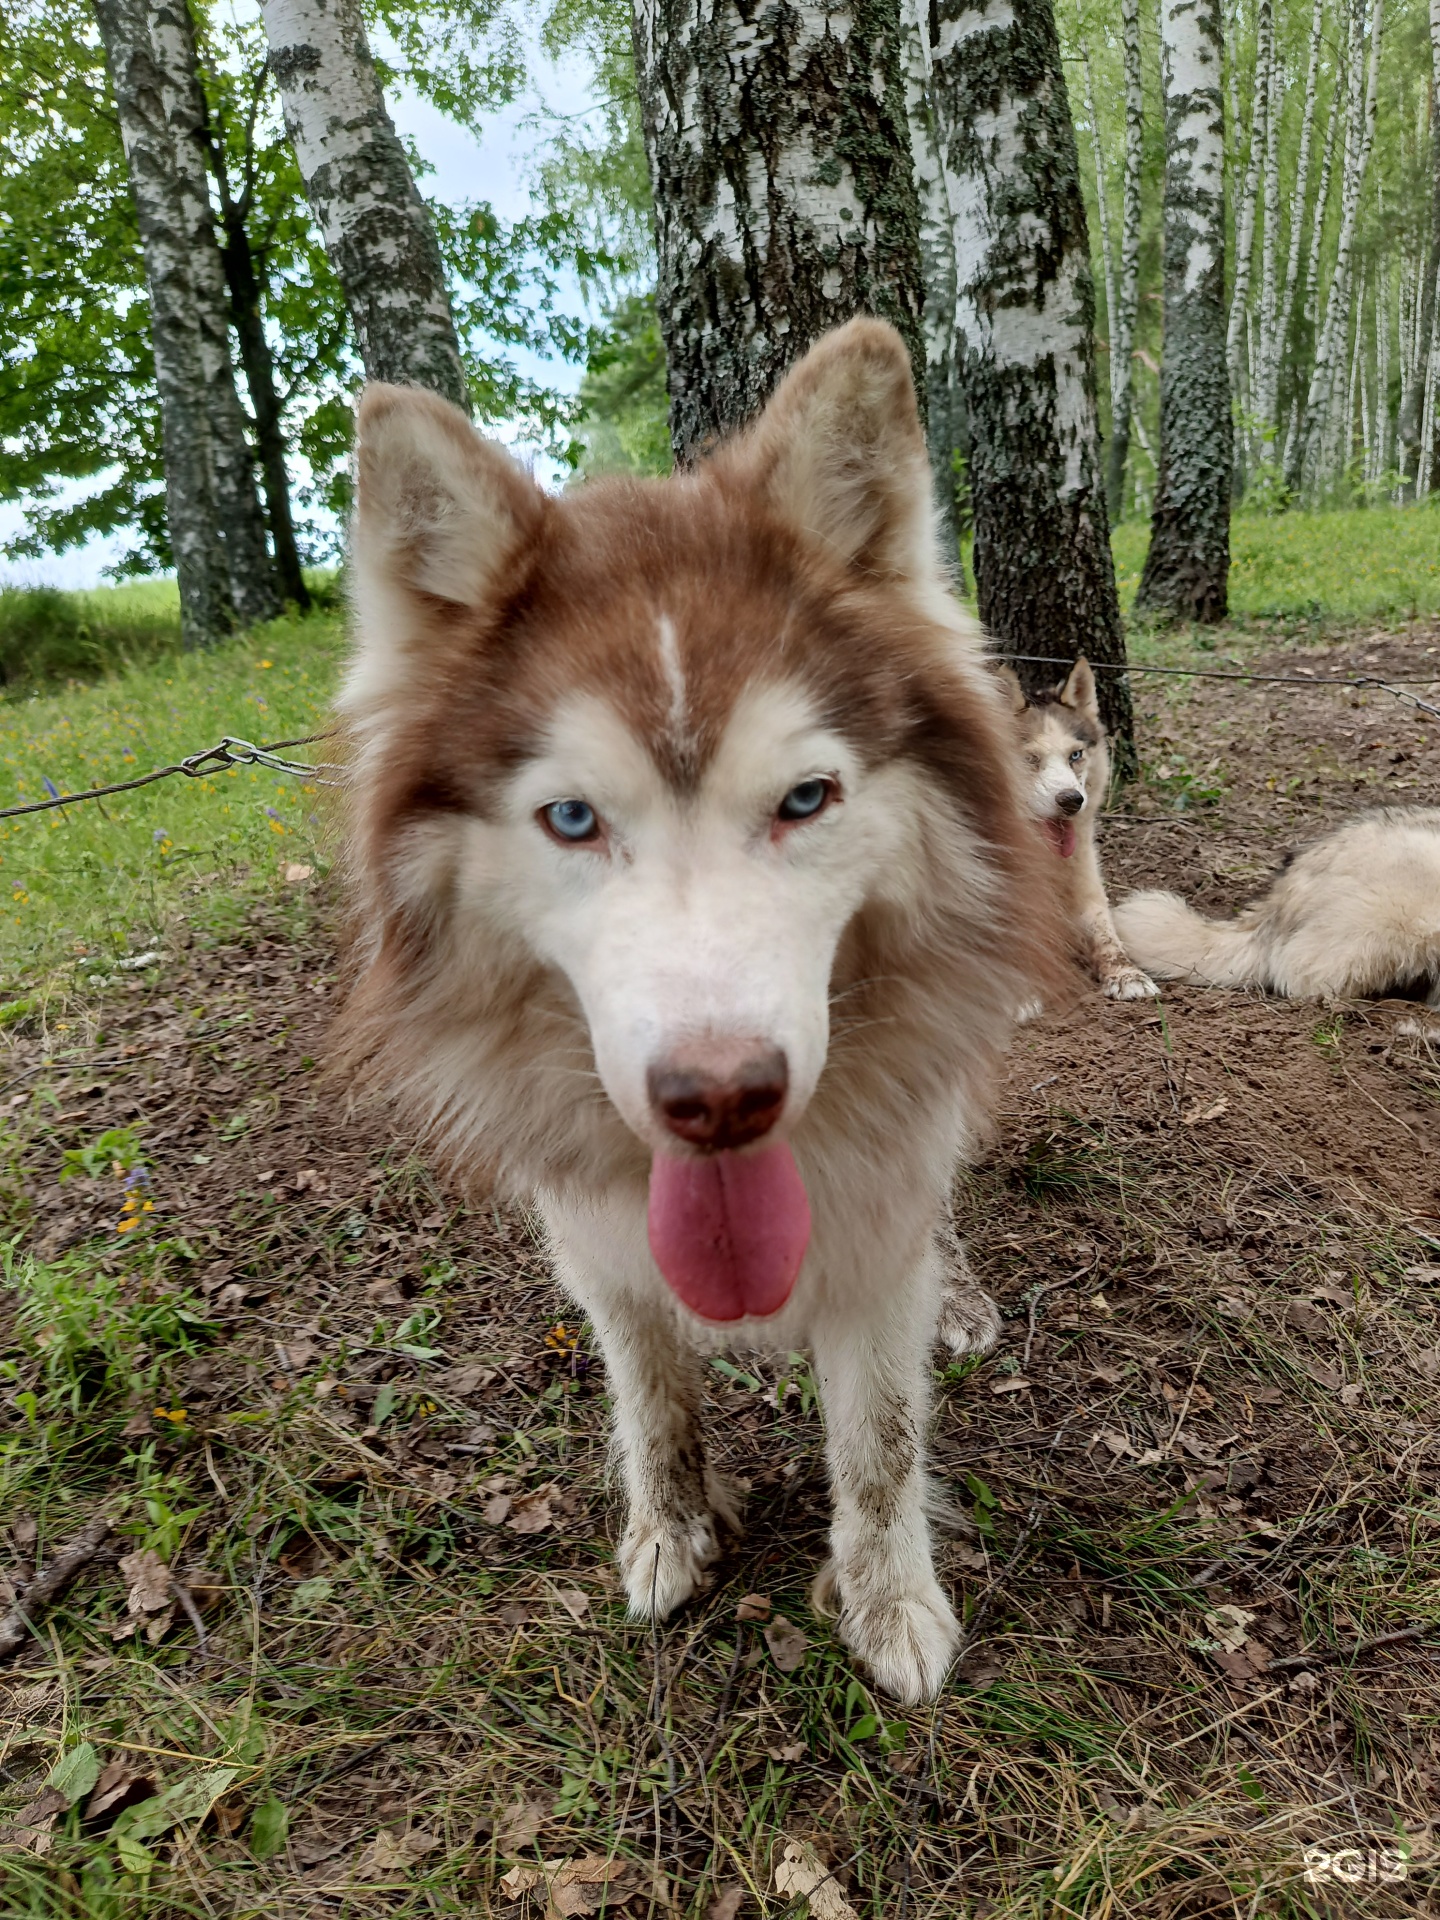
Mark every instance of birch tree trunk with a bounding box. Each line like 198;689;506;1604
260;0;468;410
1262;0;1324;437
1398;0;1440;486
1254;43;1282;447
93;0;230;648
1136;0;1231;624
1300;0;1383;491
1226;0;1272;418
903;0;965;556
1107;0;1145;520
148;0;280;627
927;0;1133;757
1284;40;1344;484
632;0;926;458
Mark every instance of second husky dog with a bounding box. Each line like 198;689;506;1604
1000;660;1158;1001
1115;807;1440;1002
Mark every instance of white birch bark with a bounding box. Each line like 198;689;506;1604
1373;260;1390;480
1137;0;1231;621
903;0;965;552
93;0;230;647
1226;0;1272;407
632;0;926;457
1107;0;1145;519
1404;0;1440;484
1300;0;1383;489
1080;31;1118;397
926;0;1132;748
260;0;467;410
1254;42;1283;442
147;0;279;626
1261;0;1323;436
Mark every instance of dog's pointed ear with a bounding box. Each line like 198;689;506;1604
347;384;545;712
353;382;543;608
994;666;1029;716
1058;656;1099;717
718;319;938;585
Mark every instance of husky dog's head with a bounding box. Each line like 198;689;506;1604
998;660;1110;861
337;321;1055;1321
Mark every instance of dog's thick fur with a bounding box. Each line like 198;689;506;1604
999;660;1158;1001
335;320;1059;1704
1115;807;1440;1002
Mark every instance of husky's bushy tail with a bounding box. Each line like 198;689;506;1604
1113;892;1267;989
1115;809;1440;1003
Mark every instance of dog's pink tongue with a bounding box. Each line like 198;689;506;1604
648;1145;811;1323
1042;818;1077;859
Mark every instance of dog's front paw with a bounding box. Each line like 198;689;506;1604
1103;965;1159;1001
836;1577;960;1705
1014;997;1045;1026
620;1509;723;1620
935;1279;1003;1358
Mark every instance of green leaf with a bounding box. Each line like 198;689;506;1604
46;1740;100;1805
116;1832;156;1875
250;1795;289;1860
847;1714;879;1741
292;1576;334;1610
113;1767;239;1846
371;1381;398;1427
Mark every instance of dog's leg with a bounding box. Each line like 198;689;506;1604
812;1261;959;1705
540;1198;734;1620
583;1291;737;1620
934;1230;1003;1358
1071;829;1158;999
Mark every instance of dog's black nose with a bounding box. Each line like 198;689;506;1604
1055;788;1084;816
648;1050;789;1151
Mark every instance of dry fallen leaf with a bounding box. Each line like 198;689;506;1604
13;1516;38;1550
358;1826;440;1876
763;1615;809;1674
989;1375;1031;1395
952;1543;987;1571
500;1863;543;1899
484;1493;513;1526
772;1839;858;1920
119;1548;172;1616
441;1361;497;1396
85;1757;157;1825
707;1889;745;1920
1204;1604;1256;1652
556;1587;589;1621
767;1741;806;1762
1089;1363;1125;1385
282;863;314;885
1213;1638;1271;1682
0;1787;68;1855
496;1795;547;1852
1338;1382;1365;1407
1094;1428;1134;1459
1415;1348;1440;1381
276;1338;316;1373
1181;1095;1230;1126
1285;1298;1327;1338
735;1593;771;1622
506;1486;558;1535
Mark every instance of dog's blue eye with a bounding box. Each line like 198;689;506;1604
543;799;599;843
778;778;832;822
1069;749;1084;765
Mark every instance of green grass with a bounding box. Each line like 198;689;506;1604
1111;503;1440;621
0;605;344;996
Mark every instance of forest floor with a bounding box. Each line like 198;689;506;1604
1;617;1440;1918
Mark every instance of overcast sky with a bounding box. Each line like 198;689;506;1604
0;33;596;590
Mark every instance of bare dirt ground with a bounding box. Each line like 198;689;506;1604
2;626;1439;1919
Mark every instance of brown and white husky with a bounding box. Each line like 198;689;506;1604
334;321;1058;1704
999;660;1159;1002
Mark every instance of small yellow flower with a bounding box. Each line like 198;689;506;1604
258;659;272;669
545;1322;579;1356
116;1216;139;1233
152;1406;187;1423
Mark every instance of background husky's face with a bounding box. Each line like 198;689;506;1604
338;324;1050;1193
1001;661;1110;853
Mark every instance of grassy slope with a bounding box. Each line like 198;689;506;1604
0;609;344;1000
1111;505;1440;621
